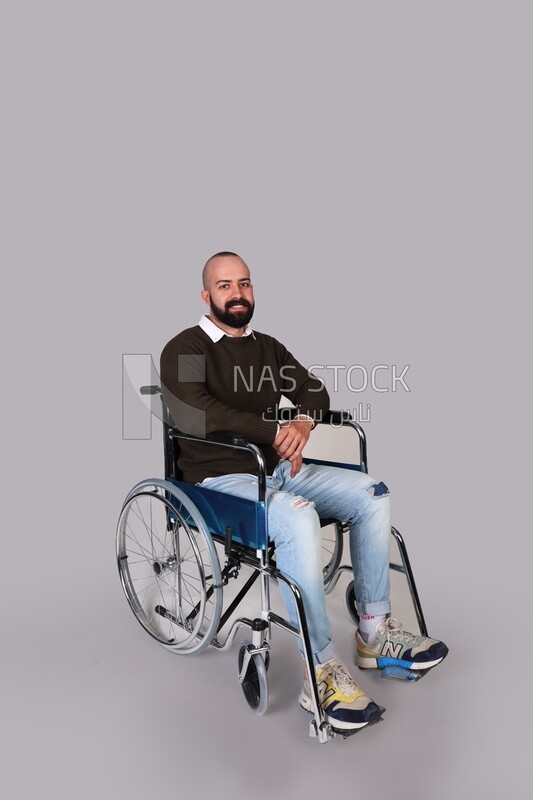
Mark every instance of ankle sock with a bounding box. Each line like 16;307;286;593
358;614;386;644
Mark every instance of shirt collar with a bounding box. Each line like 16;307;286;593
199;315;255;342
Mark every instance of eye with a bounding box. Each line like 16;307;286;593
240;281;251;288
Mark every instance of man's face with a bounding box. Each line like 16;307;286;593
202;256;255;329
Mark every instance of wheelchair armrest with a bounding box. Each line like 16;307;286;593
168;427;267;500
140;385;161;395
168;427;247;448
205;431;248;447
312;410;368;474
321;409;353;425
276;407;354;426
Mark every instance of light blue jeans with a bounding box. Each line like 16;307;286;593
201;459;391;665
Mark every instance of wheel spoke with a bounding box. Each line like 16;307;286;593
117;485;222;653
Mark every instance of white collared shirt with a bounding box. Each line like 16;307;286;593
199;315;255;342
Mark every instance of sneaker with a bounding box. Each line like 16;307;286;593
299;658;382;731
356;617;449;671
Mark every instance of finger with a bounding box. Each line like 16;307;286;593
290;455;302;477
280;435;304;459
275;427;297;451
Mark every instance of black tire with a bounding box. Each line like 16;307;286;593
321;522;343;588
345;580;360;626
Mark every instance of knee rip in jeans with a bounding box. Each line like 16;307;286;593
271;491;313;511
367;481;389;498
290;495;311;510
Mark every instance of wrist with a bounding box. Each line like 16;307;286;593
294;414;315;429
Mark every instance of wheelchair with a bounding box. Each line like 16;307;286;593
116;386;429;743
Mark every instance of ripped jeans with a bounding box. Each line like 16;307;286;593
201;459;391;665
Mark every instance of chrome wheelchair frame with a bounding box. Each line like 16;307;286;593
116;385;427;743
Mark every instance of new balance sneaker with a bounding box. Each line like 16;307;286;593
299;658;383;731
356;617;449;672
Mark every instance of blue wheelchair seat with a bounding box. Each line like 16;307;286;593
167;477;268;551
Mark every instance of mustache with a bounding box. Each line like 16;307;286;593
226;298;253;310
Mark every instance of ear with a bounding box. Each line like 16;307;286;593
201;289;210;307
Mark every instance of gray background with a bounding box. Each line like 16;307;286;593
2;1;530;798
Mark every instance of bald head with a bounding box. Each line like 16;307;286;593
202;251;248;289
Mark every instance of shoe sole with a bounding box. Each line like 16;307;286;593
357;653;447;671
334;711;385;737
298;694;384;731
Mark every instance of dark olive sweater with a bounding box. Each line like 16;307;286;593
160;325;330;483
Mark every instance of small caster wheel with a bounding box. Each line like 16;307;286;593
345;580;360;626
238;641;269;715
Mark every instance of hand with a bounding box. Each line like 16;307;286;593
286;452;303;478
273;418;313;477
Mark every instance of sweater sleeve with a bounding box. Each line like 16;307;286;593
160;334;279;444
274;340;331;424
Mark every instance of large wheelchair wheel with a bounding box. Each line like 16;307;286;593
117;479;223;654
321;521;343;588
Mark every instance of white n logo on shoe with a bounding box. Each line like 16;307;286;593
318;680;336;702
381;641;403;659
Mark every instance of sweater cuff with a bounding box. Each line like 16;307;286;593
257;417;281;444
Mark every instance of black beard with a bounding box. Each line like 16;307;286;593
210;298;255;329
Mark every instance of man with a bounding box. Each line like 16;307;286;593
160;251;448;733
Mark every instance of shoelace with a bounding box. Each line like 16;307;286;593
380;617;419;645
321;661;358;697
